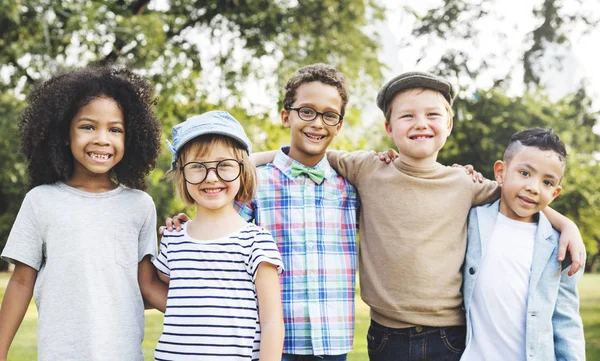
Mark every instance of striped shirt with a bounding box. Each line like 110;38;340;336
238;147;359;355
152;222;283;361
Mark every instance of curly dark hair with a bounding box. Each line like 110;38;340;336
19;65;162;191
283;63;349;117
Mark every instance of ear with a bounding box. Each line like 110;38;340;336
551;185;562;200
447;115;453;134
281;108;290;128
334;118;344;135
493;160;506;184
385;120;393;138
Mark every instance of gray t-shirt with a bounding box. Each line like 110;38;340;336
2;182;157;361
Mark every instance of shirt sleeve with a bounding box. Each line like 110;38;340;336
152;234;171;277
246;227;283;280
236;200;255;223
471;179;502;206
1;193;44;271
553;264;585;361
326;150;374;186
138;195;158;262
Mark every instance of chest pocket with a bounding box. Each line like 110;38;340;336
114;231;139;268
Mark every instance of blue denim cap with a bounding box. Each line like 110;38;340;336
166;110;252;170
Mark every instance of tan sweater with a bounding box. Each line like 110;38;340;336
328;150;501;328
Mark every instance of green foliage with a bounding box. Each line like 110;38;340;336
0;0;384;245
0;92;27;271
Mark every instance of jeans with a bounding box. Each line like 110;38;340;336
367;320;466;361
281;354;347;361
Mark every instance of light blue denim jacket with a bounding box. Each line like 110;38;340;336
462;200;585;361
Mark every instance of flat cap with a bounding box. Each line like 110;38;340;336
376;71;455;114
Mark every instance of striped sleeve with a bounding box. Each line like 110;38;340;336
246;227;283;280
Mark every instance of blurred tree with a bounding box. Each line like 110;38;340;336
0;0;384;259
403;0;598;88
0;93;27;271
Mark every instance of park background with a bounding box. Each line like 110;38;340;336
0;0;598;359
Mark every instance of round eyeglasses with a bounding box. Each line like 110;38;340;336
286;106;343;126
181;159;243;184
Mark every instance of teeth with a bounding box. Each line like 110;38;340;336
204;189;222;194
89;153;110;160
306;134;324;140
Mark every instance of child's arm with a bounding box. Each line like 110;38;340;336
138;255;168;312
250;151;278;167
0;262;37;360
541;208;586;276
553;265;585;360
255;263;284;361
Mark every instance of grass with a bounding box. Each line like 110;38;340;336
1;272;598;360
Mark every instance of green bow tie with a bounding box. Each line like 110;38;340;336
290;163;325;184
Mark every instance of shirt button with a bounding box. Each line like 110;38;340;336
469;267;476;275
307;242;314;248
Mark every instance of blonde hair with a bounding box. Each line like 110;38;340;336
168;134;256;206
384;87;454;124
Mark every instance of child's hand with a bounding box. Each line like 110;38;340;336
558;222;586;276
452;163;484;183
377;149;399;164
158;213;190;234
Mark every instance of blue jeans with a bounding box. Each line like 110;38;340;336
282;354;347;361
367;320;466;361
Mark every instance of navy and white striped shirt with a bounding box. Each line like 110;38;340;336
152;222;283;361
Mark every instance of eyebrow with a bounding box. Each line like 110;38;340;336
75;118;124;125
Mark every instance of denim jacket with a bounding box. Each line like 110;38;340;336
462;200;585;361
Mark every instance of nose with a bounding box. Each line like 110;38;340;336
204;167;219;183
93;130;110;145
525;179;540;194
413;114;428;129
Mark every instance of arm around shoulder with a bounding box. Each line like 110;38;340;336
541;207;586;276
553;266;585;361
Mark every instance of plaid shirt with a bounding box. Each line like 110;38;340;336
239;147;358;355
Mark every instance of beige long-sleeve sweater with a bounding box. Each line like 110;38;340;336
328;150;500;328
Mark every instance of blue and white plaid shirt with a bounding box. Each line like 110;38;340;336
239;147;359;355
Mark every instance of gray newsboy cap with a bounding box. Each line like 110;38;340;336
376;71;455;114
165;110;252;170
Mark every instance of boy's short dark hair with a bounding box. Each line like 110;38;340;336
503;128;567;165
283;63;349;117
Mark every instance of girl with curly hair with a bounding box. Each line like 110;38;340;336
0;65;167;361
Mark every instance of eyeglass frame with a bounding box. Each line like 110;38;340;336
285;106;343;126
180;159;244;184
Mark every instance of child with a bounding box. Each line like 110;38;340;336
153;110;284;360
461;128;585;361
243;64;358;361
0;66;167;360
166;64;359;360
324;72;585;360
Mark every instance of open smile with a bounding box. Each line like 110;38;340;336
409;134;433;140
304;132;326;141
88;152;112;161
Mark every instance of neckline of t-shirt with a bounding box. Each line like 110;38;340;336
393;159;443;175
496;212;539;230
182;221;254;243
56;181;125;198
